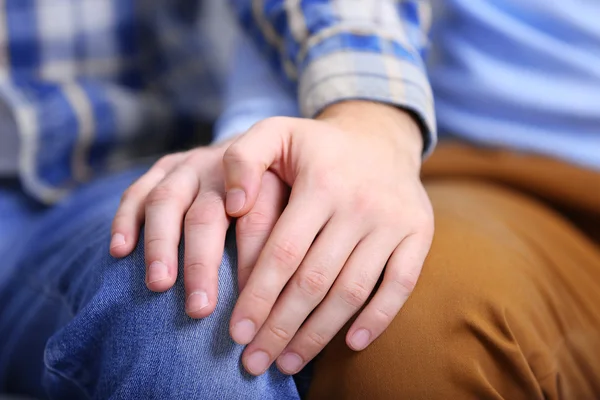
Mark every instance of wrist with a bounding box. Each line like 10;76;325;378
316;101;424;166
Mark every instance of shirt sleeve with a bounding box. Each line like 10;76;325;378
229;0;437;156
213;30;299;143
0;100;20;176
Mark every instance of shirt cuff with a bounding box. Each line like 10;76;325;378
298;51;437;158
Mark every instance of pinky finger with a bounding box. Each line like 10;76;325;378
346;233;432;351
110;153;186;257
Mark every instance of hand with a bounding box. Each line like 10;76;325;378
222;101;434;376
109;141;289;318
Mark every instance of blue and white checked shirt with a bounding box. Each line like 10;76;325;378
0;0;435;203
223;0;600;172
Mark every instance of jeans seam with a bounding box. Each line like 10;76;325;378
38;230;113;398
44;359;93;400
23;275;77;318
21;228;110;319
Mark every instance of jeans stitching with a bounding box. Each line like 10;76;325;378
44;358;93;400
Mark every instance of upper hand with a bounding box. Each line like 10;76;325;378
223;101;434;376
109;141;288;318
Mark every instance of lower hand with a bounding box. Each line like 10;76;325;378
223;101;434;375
109;141;288;318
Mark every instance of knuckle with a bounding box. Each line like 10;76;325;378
144;236;167;249
373;305;394;325
185;261;209;275
338;281;370;308
295;270;329;298
154;155;171;168
248;287;273;307
389;271;419;294
185;195;225;228
185;148;210;164
120;186;141;204
356;268;378;290
269;240;301;270
267;324;293;342
351;191;376;216
174;162;197;179
155;153;181;169
305;330;328;348
223;143;245;165
237;263;253;278
237;211;273;238
146;185;178;207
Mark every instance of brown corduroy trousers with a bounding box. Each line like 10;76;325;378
309;142;600;399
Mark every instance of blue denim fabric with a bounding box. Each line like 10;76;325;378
0;170;300;400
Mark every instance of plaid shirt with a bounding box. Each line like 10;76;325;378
0;0;435;203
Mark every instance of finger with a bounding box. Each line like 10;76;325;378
222;117;302;217
183;182;229;319
241;217;360;376
110;154;185;257
276;231;397;375
229;190;331;347
236;171;289;293
144;162;199;292
346;233;431;351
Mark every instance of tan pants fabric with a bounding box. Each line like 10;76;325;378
309;143;600;399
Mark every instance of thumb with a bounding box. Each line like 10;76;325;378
222;117;294;217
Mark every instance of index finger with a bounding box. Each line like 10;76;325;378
229;191;330;345
236;172;289;293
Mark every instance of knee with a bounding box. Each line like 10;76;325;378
43;232;248;398
309;181;544;399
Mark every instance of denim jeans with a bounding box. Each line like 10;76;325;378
0;169;300;399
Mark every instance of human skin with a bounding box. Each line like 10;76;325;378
110;100;434;376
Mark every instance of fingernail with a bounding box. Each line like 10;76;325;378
226;189;246;214
245;350;270;375
232;319;256;344
110;233;126;249
186;291;209;313
278;352;303;374
350;329;371;351
147;261;169;283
